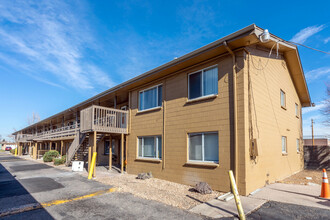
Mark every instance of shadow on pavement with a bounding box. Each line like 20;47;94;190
0;163;54;219
271;187;319;199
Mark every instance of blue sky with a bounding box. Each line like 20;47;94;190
0;0;329;140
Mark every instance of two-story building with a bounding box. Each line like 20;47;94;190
13;24;311;195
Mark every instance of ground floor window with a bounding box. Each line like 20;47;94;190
104;139;115;155
104;140;110;155
188;132;219;162
138;136;162;159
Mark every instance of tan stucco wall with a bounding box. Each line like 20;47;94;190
126;54;246;193
244;46;304;194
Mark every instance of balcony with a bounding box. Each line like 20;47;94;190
80;105;128;134
15;106;128;142
33;124;80;140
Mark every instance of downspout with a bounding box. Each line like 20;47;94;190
224;41;239;188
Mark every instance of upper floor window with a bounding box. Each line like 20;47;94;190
295;103;299;117
138;136;162;159
280;90;286;109
282;136;287;154
188;66;218;100
188;132;219;162
139;85;162;111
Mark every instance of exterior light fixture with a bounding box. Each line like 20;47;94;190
260;29;270;43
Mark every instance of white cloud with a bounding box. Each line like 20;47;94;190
324;37;330;44
290;25;324;44
0;0;114;91
302;101;327;114
305;66;330;81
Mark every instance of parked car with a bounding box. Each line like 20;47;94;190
5;146;12;151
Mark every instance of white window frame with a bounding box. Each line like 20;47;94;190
296;138;300;152
280;89;286;109
282;136;287;154
188;65;218;100
137;136;162;159
138;84;162;111
188;131;219;163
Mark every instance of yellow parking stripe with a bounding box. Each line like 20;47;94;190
0;188;117;218
41;187;117;207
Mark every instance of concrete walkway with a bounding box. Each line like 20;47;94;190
190;195;265;218
190;183;330;218
250;183;330;210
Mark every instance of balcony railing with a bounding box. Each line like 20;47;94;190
16;106;128;142
33;124;80;140
80;105;128;134
15;134;34;142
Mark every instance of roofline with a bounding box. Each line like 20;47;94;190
254;26;311;106
13;23;312;134
13;24;257;134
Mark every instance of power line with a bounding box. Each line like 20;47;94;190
286;41;330;55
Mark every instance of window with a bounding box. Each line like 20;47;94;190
189;132;219;162
280;90;286;108
188;66;218;100
104;139;115;155
295;103;299;117
139;85;162;111
138;136;162;159
296;139;300;152
104;140;110;155
282;136;287;153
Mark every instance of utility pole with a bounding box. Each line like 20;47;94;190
311;119;314;146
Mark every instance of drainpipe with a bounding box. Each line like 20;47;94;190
224;41;239;188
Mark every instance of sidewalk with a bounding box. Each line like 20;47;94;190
250;183;330;210
190;195;265;218
190;183;330;218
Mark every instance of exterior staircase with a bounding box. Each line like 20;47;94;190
66;131;87;166
66;132;106;166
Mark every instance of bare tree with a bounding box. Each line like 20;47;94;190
27;112;40;125
7;134;15;142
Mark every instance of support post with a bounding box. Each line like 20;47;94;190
121;133;124;173
50;141;52;150
88;131;97;176
33;142;37;159
60;141;63;156
109;135;112;170
93;131;97;177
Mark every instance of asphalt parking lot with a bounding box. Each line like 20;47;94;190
1;152;329;220
0;153;203;220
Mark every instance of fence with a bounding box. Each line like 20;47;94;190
304;145;330;170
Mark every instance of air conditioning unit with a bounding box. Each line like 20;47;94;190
250;139;259;158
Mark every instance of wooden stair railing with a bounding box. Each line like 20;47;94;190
66;131;87;166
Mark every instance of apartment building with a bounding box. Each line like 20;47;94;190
13;24;311;195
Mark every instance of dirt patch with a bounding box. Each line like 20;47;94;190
279;170;324;185
95;172;222;210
